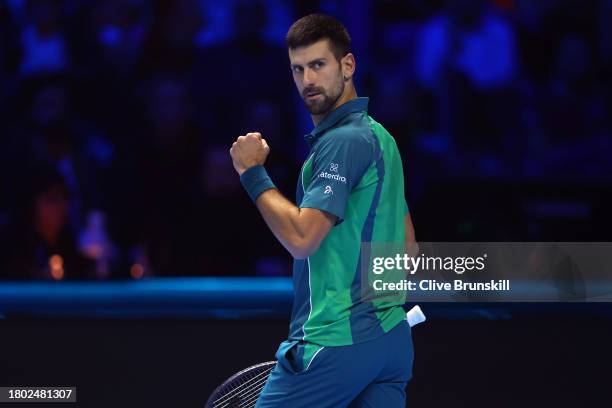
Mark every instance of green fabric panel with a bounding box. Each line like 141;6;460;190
303;163;378;345
302;154;314;190
366;116;409;332
301;343;325;372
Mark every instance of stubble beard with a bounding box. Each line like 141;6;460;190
302;76;345;116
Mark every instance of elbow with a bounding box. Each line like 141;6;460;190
290;249;309;260
288;237;320;260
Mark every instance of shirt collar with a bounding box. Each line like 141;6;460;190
304;97;369;145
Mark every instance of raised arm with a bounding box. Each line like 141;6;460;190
254;189;335;259
229;132;335;259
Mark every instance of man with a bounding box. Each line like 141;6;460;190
230;14;416;408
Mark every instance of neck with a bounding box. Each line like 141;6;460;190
311;83;357;126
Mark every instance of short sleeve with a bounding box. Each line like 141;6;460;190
299;132;373;223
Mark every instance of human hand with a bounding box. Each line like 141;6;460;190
229;132;270;175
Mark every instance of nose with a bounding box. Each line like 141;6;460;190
303;67;316;87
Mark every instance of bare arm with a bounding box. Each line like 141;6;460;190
254;189;336;259
230;132;336;259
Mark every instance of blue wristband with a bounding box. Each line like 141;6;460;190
240;165;276;203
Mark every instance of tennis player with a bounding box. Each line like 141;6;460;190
229;14;416;408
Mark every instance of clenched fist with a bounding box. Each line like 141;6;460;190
229;132;270;175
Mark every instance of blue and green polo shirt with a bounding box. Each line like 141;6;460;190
289;97;410;351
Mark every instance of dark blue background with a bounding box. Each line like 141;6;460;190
0;0;610;280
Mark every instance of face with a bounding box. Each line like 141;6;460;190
289;39;350;116
35;185;69;237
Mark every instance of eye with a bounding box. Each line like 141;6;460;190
313;61;324;69
292;66;303;74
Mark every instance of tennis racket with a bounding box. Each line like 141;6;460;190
205;360;276;408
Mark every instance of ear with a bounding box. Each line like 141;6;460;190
341;53;356;81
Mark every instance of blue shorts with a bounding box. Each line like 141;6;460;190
256;320;414;408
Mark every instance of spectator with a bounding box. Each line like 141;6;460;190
191;0;298;160
138;0;204;76
0;168;95;280
122;73;207;276
413;0;519;176
525;34;612;178
3;75;119;275
18;0;70;77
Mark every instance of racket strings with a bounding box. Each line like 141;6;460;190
237;379;271;408
214;368;271;405
222;376;271;408
216;376;270;408
213;365;275;408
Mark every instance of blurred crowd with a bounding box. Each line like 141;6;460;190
0;0;610;280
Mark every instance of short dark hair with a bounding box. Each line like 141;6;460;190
286;14;351;61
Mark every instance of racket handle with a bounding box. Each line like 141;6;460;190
406;305;426;327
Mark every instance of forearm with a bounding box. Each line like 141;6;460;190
239;165;332;259
255;188;311;258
